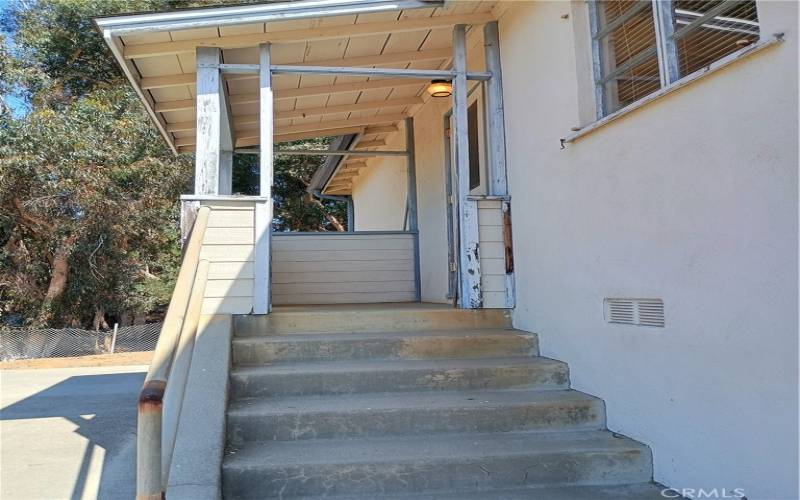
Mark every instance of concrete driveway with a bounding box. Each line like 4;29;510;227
0;365;146;500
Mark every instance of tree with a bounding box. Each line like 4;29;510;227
233;139;348;232
0;0;347;328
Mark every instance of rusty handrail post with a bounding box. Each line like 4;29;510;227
136;206;210;500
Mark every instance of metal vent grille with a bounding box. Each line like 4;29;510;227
605;298;665;327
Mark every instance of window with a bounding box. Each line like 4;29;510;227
590;0;760;117
467;102;481;191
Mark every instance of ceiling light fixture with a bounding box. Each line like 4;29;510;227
427;79;452;98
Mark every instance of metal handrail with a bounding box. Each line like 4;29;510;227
137;206;211;500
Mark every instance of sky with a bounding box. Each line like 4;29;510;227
0;0;30;117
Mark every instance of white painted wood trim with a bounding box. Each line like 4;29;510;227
453;24;482;309
562;36;784;145
95;0;443;35
253;43;274;314
195;47;222;195
483;21;508;197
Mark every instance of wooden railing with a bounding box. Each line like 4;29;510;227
137;206;211;500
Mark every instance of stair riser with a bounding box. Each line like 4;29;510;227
227;400;605;444
231;365;569;399
234;309;512;336
232;335;538;365
222;448;652;498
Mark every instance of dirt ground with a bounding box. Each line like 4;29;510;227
0;351;153;370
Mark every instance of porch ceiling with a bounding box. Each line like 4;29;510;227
98;1;499;195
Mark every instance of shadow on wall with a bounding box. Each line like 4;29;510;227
0;371;144;500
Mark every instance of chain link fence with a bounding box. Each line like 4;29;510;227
0;323;162;361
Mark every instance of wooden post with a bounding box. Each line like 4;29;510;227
253;43;273;314
452;24;482;309
218;151;233;195
483;21;508;196
195;47;221;195
405;117;422;302
219;79;234;194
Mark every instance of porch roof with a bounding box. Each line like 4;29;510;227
96;0;499;195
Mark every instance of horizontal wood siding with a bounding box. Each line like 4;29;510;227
271;233;417;305
477;199;507;308
198;202;256;314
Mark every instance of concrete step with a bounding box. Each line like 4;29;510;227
222;430;653;498
227;389;604;444
234;305;511;336
231;329;537;365
229;356;569;399
288;482;671;499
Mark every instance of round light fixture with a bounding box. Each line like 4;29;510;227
427;79;452;98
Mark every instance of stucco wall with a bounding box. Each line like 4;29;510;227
497;1;799;499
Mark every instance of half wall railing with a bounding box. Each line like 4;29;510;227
137;206;211;500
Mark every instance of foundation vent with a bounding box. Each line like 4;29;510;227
604;298;664;327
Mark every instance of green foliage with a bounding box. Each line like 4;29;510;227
0;0;347;327
0;87;192;326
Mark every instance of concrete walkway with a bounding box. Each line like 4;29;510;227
0;365;146;500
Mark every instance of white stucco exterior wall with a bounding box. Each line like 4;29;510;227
496;1;799;499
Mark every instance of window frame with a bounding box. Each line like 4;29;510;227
588;0;759;119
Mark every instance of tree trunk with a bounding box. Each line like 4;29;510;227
93;307;109;331
38;234;77;325
303;193;345;231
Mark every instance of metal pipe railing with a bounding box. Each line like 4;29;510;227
137;206;211;500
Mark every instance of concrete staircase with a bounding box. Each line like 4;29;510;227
222;305;665;499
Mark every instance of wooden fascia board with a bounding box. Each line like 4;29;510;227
95;0;443;36
123;13;494;59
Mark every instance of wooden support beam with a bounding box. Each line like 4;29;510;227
238;113;407;139
194;47;222;195
186;122;401;148
364;125;399;135
275;79;422;101
275;127;365;143
155;99;195;113
270;65;490;80
452;24;482;309
274;149;406;157
405;117;422;301
354;140;386;149
124;13;494;59
483;21;508;196
234;97;422;126
154;79;421;110
253;43;273;314
141;73;195;90
166;121;196;133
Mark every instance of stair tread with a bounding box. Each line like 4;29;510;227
228;388;598;417
233;328;529;343
223;430;647;467
231;356;565;376
290;482;669;500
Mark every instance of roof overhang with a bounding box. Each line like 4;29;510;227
93;0;495;194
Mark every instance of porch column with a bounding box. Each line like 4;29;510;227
483;21;508;196
195;47;222;194
253;43;274;314
195;47;233;195
452;24;482;308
